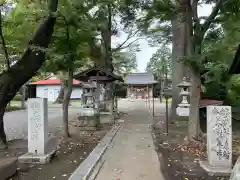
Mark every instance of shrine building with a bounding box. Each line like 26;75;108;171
125;73;157;99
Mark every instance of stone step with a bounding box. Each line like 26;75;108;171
0;157;17;179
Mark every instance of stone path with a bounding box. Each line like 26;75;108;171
96;99;165;180
4;107;79;140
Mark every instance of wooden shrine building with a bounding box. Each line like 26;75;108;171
125;73;157;99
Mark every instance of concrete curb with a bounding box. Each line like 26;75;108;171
68;124;122;180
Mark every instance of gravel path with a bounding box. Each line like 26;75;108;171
4;107;80;140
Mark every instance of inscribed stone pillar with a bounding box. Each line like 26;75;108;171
18;98;57;164
28;98;48;155
201;106;232;173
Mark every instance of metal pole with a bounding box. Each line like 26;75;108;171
147;85;149;108
152;86;154;117
165;96;169;135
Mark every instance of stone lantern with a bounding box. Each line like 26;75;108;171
176;77;191;117
79;84;99;129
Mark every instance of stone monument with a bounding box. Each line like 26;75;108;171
18;98;57;164
200;106;232;174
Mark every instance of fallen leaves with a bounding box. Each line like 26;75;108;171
171;139;206;158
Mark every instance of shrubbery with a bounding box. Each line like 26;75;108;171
203;81;227;101
227;75;240;106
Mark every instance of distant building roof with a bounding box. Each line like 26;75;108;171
30;79;82;85
74;66;123;82
125;73;157;85
229;44;240;74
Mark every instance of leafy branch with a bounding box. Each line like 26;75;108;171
0;4;9;70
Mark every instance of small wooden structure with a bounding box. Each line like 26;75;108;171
125;73;157;116
74;66;123;122
74;66;123;83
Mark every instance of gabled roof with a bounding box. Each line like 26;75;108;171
30;79;82;85
125;73;157;85
229;44;240;74
74;66;123;82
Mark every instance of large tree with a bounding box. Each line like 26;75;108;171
51;1;96;137
137;0;237;140
0;0;58;148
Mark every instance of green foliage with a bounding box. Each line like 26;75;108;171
3;1;47;56
131;0;240;108
146;45;172;79
199;3;240;103
227;75;240;106
0;0;141;82
43;0;97;74
112;50;137;76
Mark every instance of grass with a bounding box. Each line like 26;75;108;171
70;100;81;105
51;100;81;105
162;97;172;103
10;100;21;105
5;106;23;112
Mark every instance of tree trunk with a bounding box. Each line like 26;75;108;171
20;85;26;109
101;4;113;112
186;0;201;140
170;19;186;121
62;16;74;138
53;85;64;104
164;72;168;87
0;107;7;149
0;0;58;146
188;71;201;139
54;71;67;104
159;79;163;103
62;69;73;138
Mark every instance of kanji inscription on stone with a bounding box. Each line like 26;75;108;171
207;106;232;168
28;98;48;155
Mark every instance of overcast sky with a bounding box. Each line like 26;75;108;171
119;5;213;72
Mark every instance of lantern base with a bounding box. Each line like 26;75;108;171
177;107;189;116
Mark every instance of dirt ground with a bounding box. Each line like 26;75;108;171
152;119;240;180
1;121;112;180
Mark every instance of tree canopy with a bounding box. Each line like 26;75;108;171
146;45;172;79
